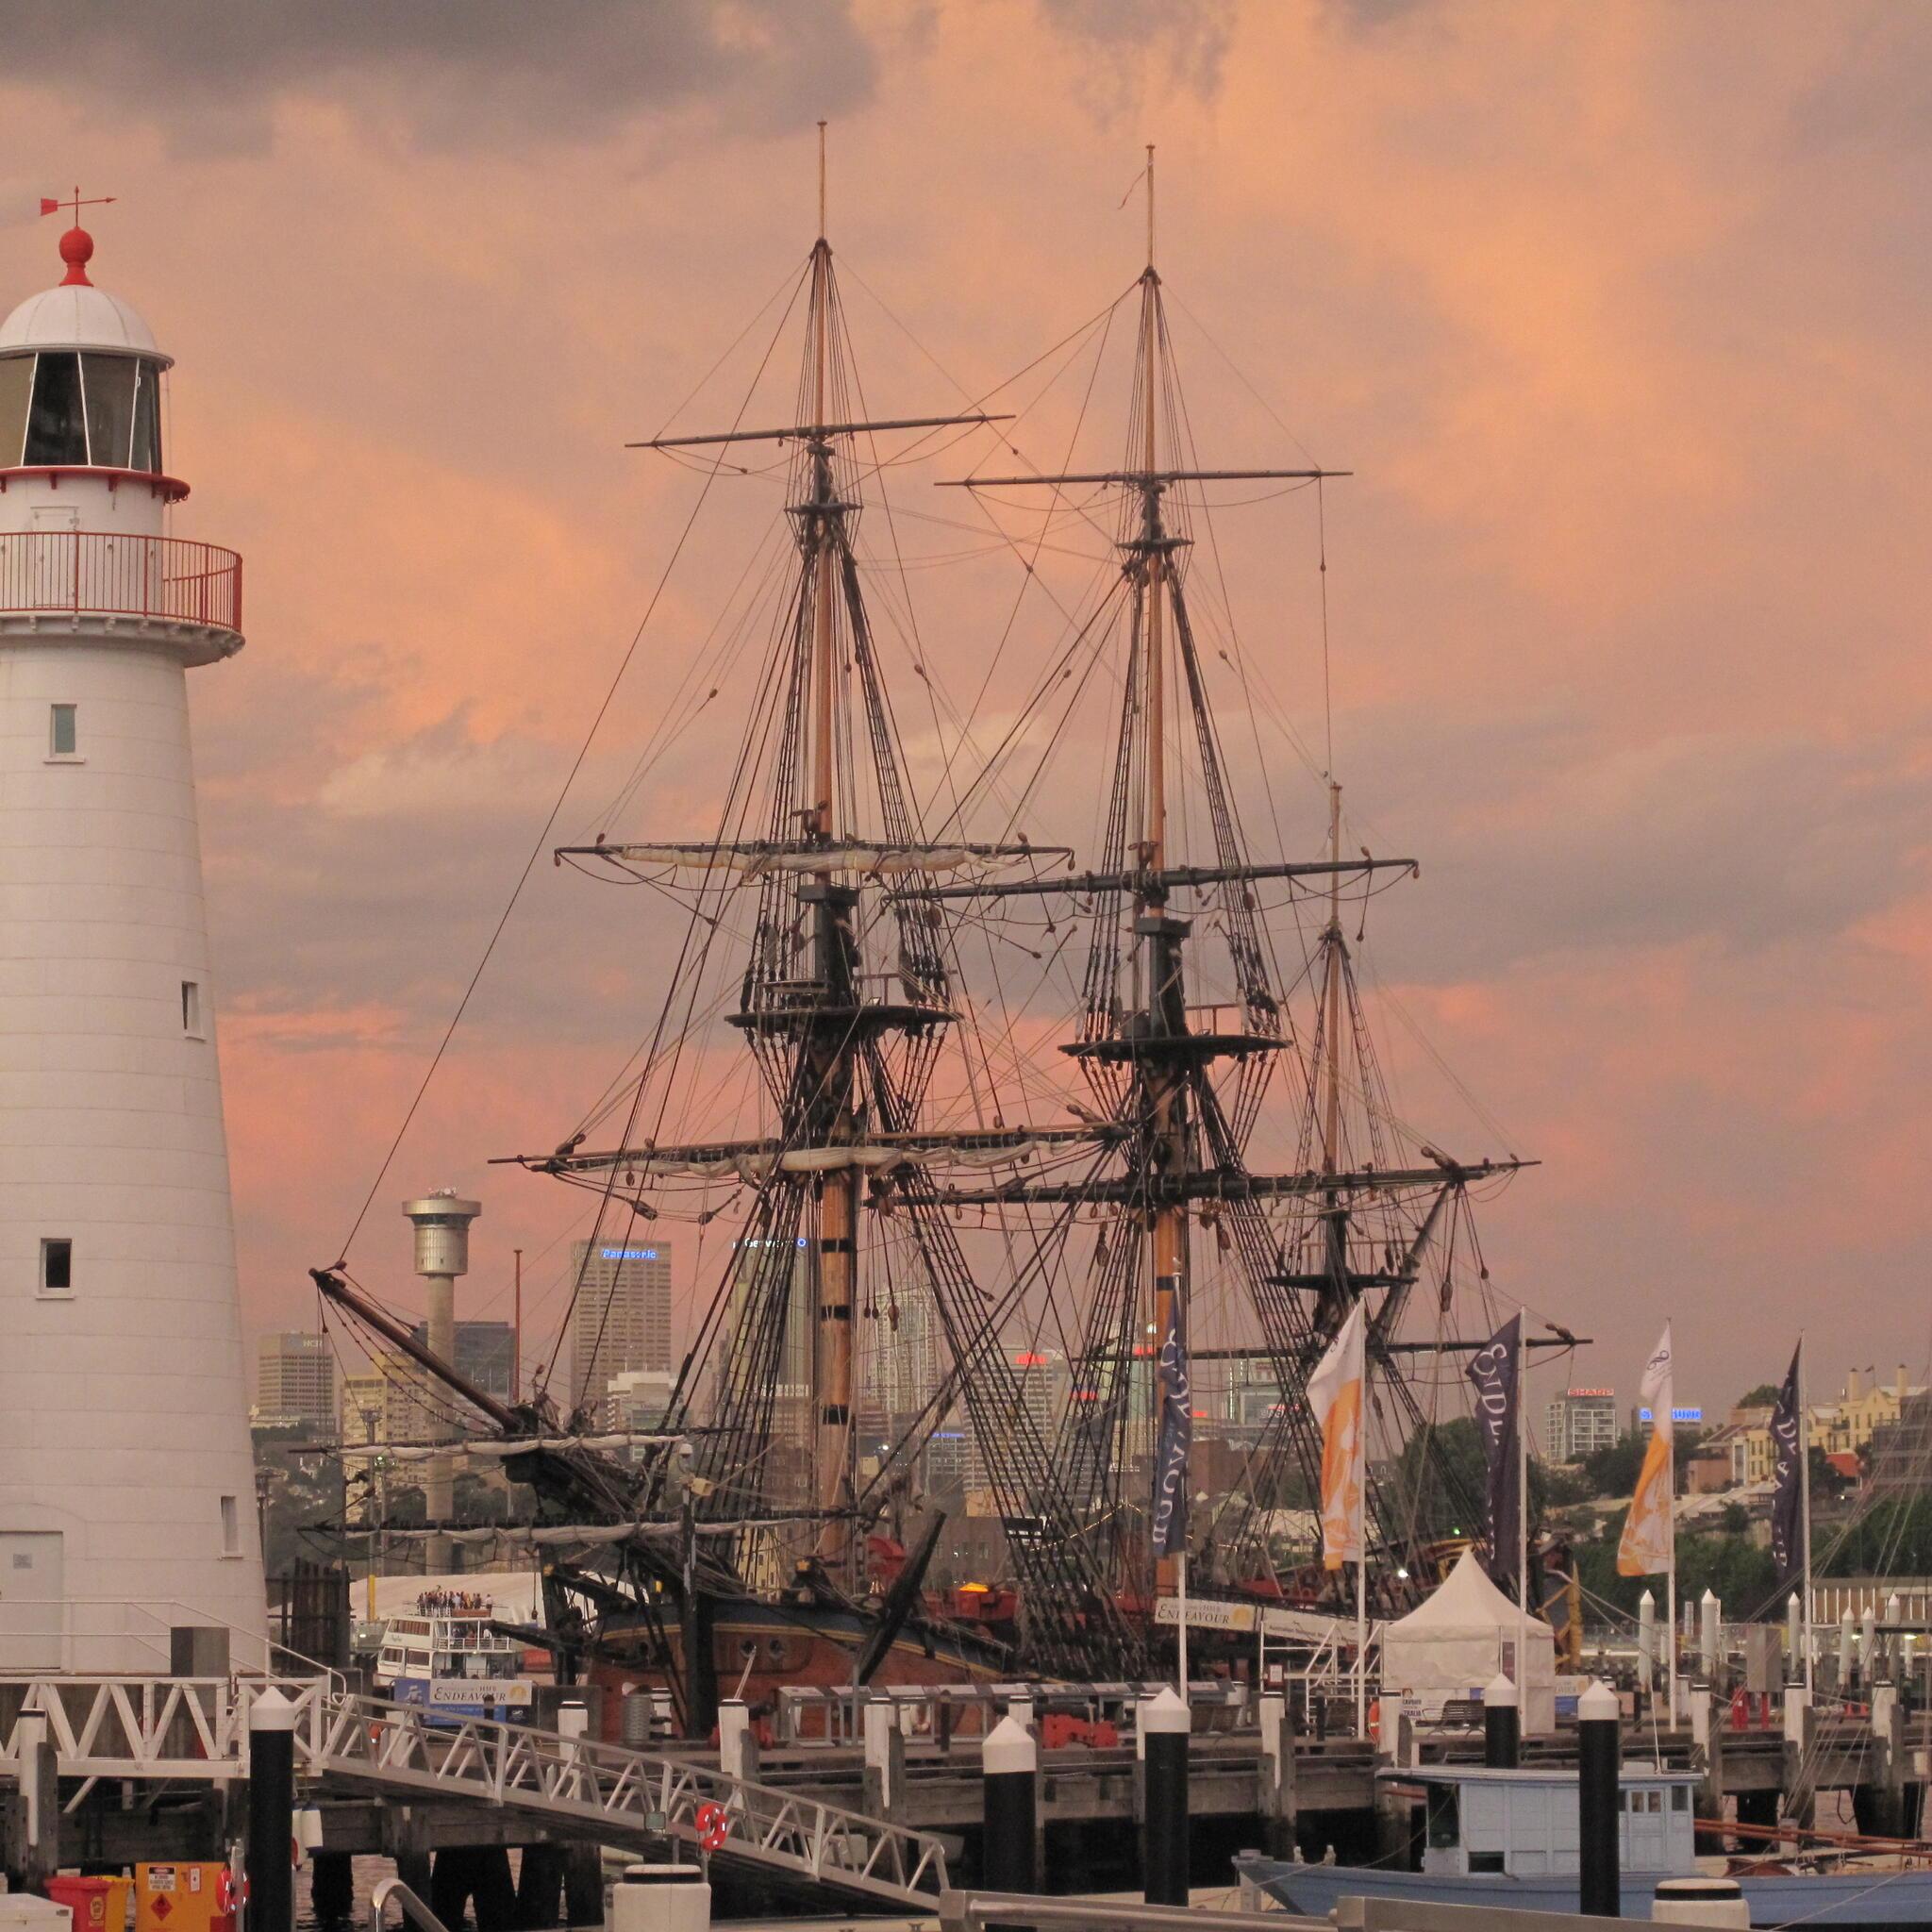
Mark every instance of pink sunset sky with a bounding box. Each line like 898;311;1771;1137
6;1;1928;1424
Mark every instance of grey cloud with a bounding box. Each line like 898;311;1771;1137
7;2;874;153
1033;0;1233;98
1329;703;1932;988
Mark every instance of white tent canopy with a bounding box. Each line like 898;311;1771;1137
1380;1548;1557;1734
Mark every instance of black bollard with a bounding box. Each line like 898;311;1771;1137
981;1711;1038;1898
1577;1679;1621;1918
1483;1672;1521;1770
246;1690;297;1932
1141;1687;1191;1905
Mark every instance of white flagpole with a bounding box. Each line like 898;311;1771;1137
1177;1548;1190;1698
1356;1557;1368;1736
1666;1420;1680;1726
1517;1324;1530;1681
1799;1337;1813;1694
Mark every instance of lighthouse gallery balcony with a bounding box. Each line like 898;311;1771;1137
0;527;241;635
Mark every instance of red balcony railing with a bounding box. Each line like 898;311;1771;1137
0;531;242;635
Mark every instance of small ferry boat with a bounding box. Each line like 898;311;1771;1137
1237;1765;1932;1925
374;1591;532;1723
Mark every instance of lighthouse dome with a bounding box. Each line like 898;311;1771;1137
0;279;167;363
1;228;174;478
0;228;169;366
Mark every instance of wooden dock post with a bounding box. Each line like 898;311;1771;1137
3;1708;59;1895
1692;1690;1726;1855
1257;1690;1297;1857
1781;1688;1817;1832
862;1692;906;1824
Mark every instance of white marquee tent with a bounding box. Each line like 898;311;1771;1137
1380;1548;1557;1733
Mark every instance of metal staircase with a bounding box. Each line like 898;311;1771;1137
0;1678;951;1908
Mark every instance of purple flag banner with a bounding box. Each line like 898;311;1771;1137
1466;1314;1522;1587
1770;1342;1805;1586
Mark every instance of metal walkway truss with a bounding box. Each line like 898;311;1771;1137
0;1678;951;1908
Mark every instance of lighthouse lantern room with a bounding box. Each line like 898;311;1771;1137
0;208;265;1670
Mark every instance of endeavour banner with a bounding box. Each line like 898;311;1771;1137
1770;1341;1806;1585
1151;1289;1192;1559
1466;1313;1523;1584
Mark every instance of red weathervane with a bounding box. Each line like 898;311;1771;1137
39;187;116;287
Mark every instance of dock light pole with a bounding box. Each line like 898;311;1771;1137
1141;1685;1191;1905
246;1689;297;1932
981;1712;1037;1900
1482;1672;1520;1769
1577;1679;1621;1918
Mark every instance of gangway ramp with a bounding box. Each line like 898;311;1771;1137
1;1679;952;1909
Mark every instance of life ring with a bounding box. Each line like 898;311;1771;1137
694;1800;729;1852
1367;1698;1381;1745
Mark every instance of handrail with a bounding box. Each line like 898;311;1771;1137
938;1893;1325;1932
0;529;241;633
368;1878;453;1932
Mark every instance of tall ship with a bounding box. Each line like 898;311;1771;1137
317;154;1558;1737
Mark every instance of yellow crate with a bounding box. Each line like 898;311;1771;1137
134;1863;229;1932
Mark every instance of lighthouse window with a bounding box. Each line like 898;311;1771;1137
182;980;204;1037
0;355;31;465
82;355;139;470
24;351;87;466
220;1494;241;1557
40;1238;74;1296
130;361;163;474
50;705;78;758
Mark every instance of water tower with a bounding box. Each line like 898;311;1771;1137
0;206;264;1668
402;1191;481;1574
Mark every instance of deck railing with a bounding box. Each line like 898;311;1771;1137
0;530;242;634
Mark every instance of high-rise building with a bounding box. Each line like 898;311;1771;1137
718;1236;814;1474
859;1262;944;1427
1545;1388;1620;1462
0;217;267;1667
608;1369;677;1456
968;1350;1070;1494
569;1240;673;1416
256;1331;337;1430
409;1318;515;1402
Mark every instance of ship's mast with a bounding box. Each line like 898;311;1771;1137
1135;149;1190;1599
807;124;860;1575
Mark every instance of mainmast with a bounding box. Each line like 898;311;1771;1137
805;124;859;1574
1133;149;1189;1599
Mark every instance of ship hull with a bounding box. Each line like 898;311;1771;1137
585;1596;1008;1740
1238;1852;1932;1925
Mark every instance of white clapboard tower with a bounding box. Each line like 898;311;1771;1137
0;210;265;1670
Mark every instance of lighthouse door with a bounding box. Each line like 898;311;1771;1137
0;1531;65;1668
28;503;79;613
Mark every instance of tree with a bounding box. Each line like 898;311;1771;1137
1576;1518;1777;1624
1579;1428;1707;1501
1737;1384;1782;1411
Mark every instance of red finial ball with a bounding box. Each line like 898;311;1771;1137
58;225;94;288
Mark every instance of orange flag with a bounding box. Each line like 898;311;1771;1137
1309;1301;1367;1572
1618;1324;1675;1576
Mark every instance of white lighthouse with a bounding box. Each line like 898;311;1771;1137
0;212;265;1670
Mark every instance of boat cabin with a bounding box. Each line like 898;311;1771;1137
375;1591;529;1715
1391;1766;1700;1881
